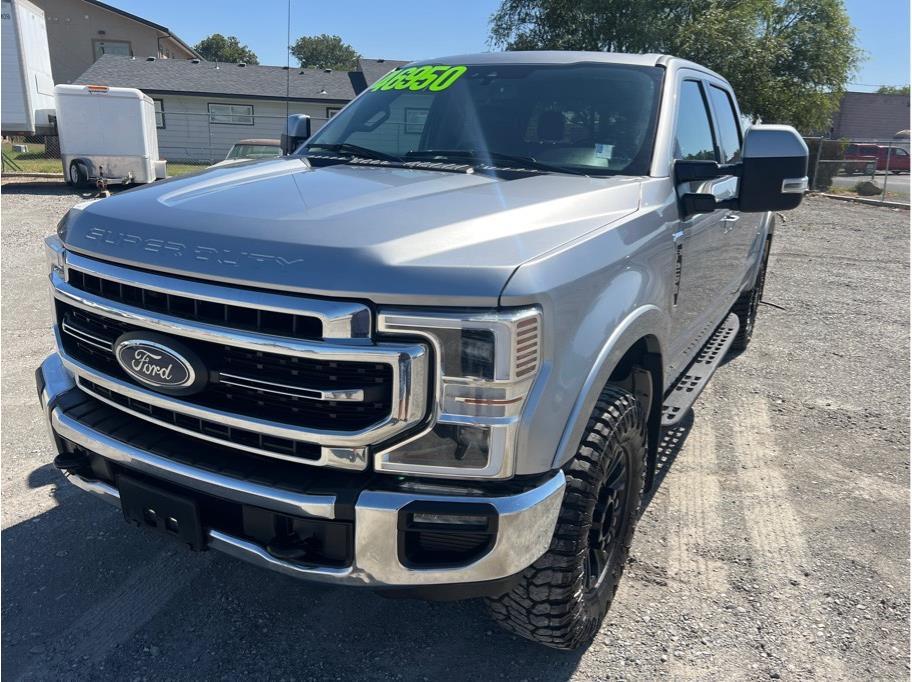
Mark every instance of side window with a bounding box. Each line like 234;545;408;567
674;80;717;161
708;85;742;163
152;99;164;129
93;40;132;60
208;103;254;125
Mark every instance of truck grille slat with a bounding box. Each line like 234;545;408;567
68;268;323;340
76;376;320;461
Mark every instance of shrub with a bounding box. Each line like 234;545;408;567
804;138;846;191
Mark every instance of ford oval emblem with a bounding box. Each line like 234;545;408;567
114;332;207;395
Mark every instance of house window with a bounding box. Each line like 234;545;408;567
404;108;428;134
153;99;165;128
93;40;132;60
326;107;342;119
208;103;254;125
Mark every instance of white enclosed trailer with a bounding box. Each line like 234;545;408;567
55;84;167;186
1;0;55;135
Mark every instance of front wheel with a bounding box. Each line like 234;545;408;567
485;385;647;650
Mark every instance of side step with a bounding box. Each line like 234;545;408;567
661;313;740;427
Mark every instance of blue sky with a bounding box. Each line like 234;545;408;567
109;0;909;90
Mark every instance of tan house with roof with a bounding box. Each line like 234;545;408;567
73;55;406;162
30;0;199;84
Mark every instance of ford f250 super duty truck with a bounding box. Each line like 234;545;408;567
37;52;808;649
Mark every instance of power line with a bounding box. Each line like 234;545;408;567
848;82;910;86
285;0;291;120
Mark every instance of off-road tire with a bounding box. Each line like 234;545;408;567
485;385;647;650
730;232;772;351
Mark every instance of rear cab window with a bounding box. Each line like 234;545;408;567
673;80;717;161
707;85;742;163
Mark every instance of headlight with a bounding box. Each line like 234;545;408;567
376;307;542;479
45;235;65;275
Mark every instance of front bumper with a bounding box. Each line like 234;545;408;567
37;354;564;589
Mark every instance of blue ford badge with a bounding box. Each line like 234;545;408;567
114;332;206;395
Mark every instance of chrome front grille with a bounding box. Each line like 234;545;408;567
58;303;394;431
52;252;429;471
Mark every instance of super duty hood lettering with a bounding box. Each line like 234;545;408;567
60;161;640;305
83;227;306;267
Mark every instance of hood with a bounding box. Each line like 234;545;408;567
59;158;642;306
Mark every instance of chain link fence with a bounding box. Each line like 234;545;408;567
2;112;333;178
4;116;910;208
805;137;910;205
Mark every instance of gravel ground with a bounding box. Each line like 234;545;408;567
1;183;909;680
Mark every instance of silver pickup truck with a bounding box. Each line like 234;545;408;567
37;52;807;649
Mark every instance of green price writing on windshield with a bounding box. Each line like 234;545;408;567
370;65;467;93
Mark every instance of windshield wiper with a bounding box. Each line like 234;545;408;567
304;143;402;162
405;149;588;176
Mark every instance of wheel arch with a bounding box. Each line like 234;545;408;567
550;305;666;482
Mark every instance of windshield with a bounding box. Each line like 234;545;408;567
226;144;282;160
304;63;663;176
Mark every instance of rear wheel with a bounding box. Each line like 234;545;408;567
485;384;647;650
731;231;771;352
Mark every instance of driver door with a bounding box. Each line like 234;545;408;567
667;78;733;372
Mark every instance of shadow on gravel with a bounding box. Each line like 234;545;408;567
1;182;81;197
2;466;588;681
642;411;694;511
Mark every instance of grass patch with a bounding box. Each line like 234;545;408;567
2;142;210;178
2;141;62;174
165;162;210;177
822;186;905;202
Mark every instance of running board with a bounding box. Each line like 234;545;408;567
661;313;740;427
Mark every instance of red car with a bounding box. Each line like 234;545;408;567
844;143;910;173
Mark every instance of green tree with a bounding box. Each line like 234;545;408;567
876;85;910;95
489;0;861;132
290;34;360;70
193;34;259;64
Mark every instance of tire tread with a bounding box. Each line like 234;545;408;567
485;384;647;650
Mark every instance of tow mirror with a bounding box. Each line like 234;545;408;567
738;124;808;212
281;114;311;155
674;125;808;216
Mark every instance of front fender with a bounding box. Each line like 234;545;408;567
549;304;668;469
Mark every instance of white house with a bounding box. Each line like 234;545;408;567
73;55;406;162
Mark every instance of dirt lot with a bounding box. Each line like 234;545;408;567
1;183;909;680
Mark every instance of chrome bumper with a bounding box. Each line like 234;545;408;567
37;354;565;588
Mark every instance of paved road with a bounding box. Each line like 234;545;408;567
2;184;909;680
830;172;910;201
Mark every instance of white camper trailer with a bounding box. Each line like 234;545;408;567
1;0;55;135
55;84;167;186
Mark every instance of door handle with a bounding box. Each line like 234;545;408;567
720;212;740;233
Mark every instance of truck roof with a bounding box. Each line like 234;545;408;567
404;51;728;83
